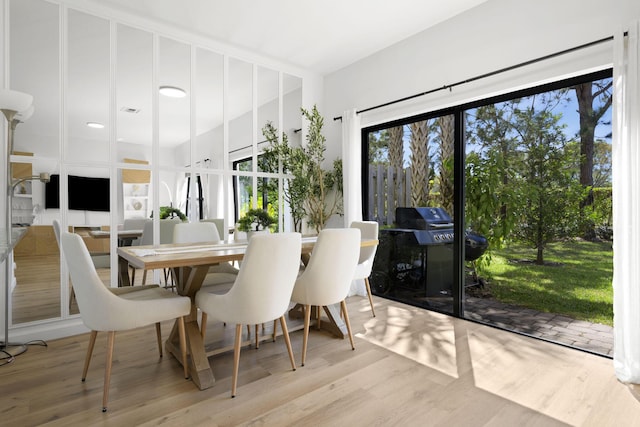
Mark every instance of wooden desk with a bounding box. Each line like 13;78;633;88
117;236;378;390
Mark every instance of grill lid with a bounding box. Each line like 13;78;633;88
396;207;453;229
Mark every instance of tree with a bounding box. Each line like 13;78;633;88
368;129;390;164
388;126;404;171
465;103;521;252
261;106;342;233
437;115;454;215
511;97;585;264
409;120;430;206
573;79;612;239
592;140;612;187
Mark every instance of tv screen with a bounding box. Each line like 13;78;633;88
45;174;110;212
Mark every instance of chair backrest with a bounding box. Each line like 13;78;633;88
60;231;189;331
52;219;61;246
59;232;125;331
123;218;148;246
293;228;361;306
350;220;379;265
173;221;221;244
123;218;148;230
140;218;182;245
223;232;301;324
160;218;182;243
200;218;225;239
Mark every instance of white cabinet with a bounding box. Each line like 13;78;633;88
123;182;150;219
12;180;33;225
122;159;151;220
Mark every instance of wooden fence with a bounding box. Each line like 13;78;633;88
368;164;412;226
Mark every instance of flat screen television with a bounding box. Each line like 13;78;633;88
45;174;110;212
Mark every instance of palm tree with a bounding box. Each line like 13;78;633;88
409;120;430;206
388;126;404;170
438;115;454;215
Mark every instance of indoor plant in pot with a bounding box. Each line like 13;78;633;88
237;208;277;240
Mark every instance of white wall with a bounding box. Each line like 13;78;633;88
323;0;640;160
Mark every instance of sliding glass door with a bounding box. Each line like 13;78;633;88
363;69;614;356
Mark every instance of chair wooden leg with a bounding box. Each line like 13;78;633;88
340;300;355;350
316;305;321;330
232;324;243;398
302;304;311;366
69;286;76;310
102;331;116;412
82;330;98;381
201;312;208;340
177;316;188;379
255;324;259;349
155;323;163;357
279;316;296;371
272;319;277;342
142;269;147;285
130;268;136;286
364;277;376;317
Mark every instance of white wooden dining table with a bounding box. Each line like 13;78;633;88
117;236;378;390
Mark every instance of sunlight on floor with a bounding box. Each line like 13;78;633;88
357;305;459;378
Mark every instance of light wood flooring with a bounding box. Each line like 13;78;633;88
12;253;155;324
2;294;640;426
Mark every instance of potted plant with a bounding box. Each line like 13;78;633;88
261;105;343;233
237;208;277;237
151;206;187;221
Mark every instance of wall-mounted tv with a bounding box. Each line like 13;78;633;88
45;174;110;212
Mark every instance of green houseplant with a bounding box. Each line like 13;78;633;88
151;206;187;221
237;208;277;232
261;105;343;233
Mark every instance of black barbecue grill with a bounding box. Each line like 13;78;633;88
371;207;488;297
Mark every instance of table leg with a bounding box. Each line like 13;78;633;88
166;315;214;390
165;265;214;390
117;256;131;287
287;303;347;339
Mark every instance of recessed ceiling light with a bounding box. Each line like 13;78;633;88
86;122;105;129
159;86;187;98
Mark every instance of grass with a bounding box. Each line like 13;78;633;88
477;239;613;326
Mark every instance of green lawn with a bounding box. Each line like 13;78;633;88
477;240;613;326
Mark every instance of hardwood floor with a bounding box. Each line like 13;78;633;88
12;253;152;324
2;294;640;426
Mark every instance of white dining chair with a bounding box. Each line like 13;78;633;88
59;232;191;412
173;221;220;243
350;220;379;317
53;219;161;312
137;218;182;286
122;218;148;246
173;221;239;290
291;228;361;366
195;232;301;397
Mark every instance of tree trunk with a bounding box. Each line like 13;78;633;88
410;121;430;206
536;246;544;265
575;83;596;240
438;115;454;215
388;126;404;171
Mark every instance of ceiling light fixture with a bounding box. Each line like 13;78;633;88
86;122;105;129
159;86;187;98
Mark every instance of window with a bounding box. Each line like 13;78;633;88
363;69;613;355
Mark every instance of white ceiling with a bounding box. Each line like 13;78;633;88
11;0;487;153
89;0;488;75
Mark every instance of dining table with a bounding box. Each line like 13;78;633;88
90;228;144;246
117;235;378;390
